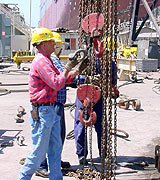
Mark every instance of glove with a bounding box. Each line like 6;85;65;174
65;54;79;71
77;57;89;74
65;49;88;71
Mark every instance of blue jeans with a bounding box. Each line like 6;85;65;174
39;102;65;170
74;96;103;159
18;105;63;180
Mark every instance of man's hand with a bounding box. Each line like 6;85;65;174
63;68;79;79
64;57;79;71
65;49;88;71
77;57;89;74
71;69;79;79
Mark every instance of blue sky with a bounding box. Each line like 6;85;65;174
0;0;40;27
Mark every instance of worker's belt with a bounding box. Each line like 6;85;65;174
31;102;55;107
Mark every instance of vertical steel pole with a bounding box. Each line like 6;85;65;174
129;0;140;45
30;0;32;28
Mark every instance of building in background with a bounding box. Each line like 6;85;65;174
0;3;31;59
0;13;11;58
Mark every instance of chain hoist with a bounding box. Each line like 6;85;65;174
72;0;118;179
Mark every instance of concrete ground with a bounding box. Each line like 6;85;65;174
0;62;160;180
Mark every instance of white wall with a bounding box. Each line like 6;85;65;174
11;35;29;52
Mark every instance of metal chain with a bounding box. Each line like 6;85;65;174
77;0;83;86
82;0;92;171
113;0;118;179
75;0;118;179
88;0;98;169
101;0;108;177
106;0;114;178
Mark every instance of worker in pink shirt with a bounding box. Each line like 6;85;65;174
18;27;83;180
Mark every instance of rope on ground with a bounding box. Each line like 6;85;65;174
0;69;29;75
0;88;10;96
0;88;28;96
64;102;75;119
66;129;129;140
152;85;160;95
0;82;28;86
117;77;144;89
64;102;75;109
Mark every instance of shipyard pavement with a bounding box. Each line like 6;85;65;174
0;62;160;180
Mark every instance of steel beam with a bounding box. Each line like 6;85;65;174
134;0;159;41
142;0;160;37
129;0;159;45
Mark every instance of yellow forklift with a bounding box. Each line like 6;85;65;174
13;49;68;69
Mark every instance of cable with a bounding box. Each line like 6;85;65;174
0;88;28;96
10;89;28;93
0;88;10;96
152;85;160;95
66;129;129;140
0;69;29;75
0;82;28;86
64;102;75;108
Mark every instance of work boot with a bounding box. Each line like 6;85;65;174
79;157;88;165
61;160;71;168
35;169;48;178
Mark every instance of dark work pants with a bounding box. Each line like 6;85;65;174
74;96;103;159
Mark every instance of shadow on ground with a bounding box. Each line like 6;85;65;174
0;129;22;153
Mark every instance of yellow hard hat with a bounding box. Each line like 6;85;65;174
32;27;55;45
52;31;64;44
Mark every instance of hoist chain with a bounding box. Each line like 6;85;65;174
113;0;118;179
100;0;108;177
107;0;115;179
66;166;101;179
74;0;118;179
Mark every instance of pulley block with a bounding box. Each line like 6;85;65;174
77;84;101;105
118;99;130;109
118;98;141;110
132;99;141;110
77;84;101;126
82;13;104;58
81;13;104;37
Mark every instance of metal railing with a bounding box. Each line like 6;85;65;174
0;3;31;38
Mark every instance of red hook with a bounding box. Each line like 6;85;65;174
93;38;103;58
79;109;97;126
77;84;101;126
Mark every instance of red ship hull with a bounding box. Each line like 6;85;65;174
39;0;160;30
